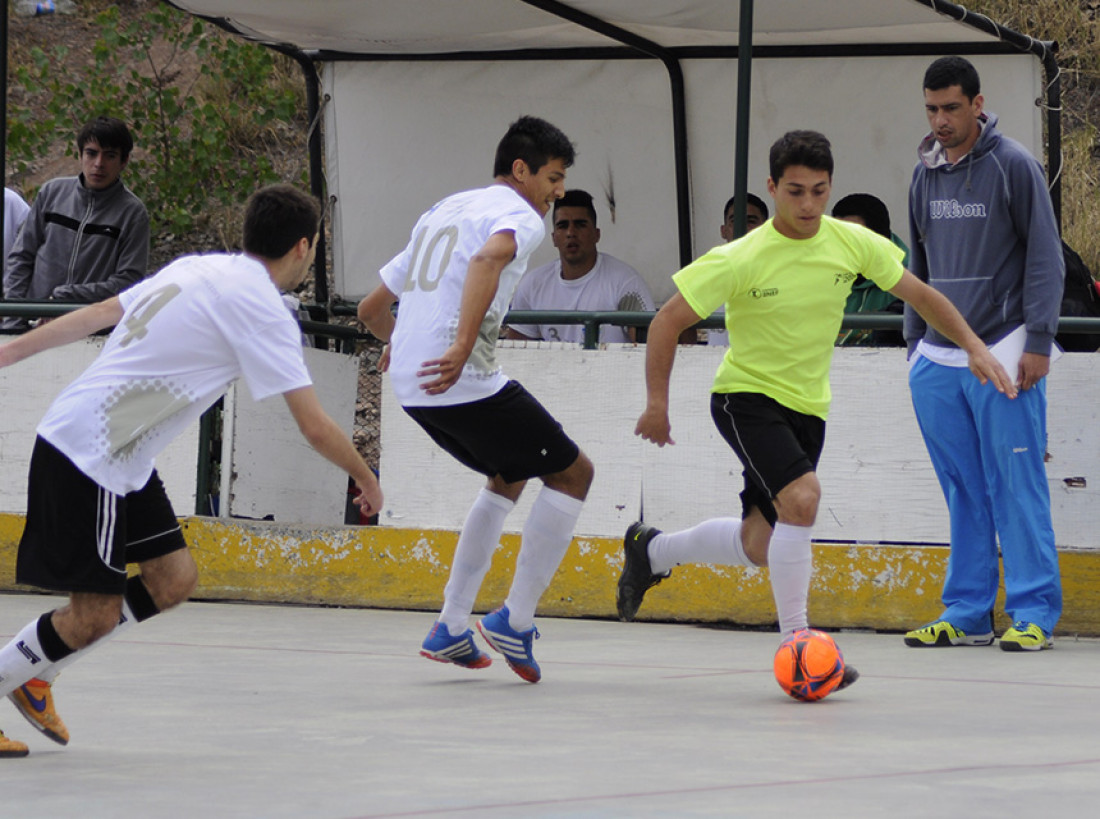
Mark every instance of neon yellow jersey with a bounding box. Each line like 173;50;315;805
674;216;904;419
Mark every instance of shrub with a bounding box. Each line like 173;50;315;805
6;3;307;240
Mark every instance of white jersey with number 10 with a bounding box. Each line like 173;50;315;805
380;184;546;408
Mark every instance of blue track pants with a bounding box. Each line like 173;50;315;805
909;356;1062;635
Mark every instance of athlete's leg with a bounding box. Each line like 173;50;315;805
501;451;593;630
647;517;752;575
11;547;196;693
137;547;199;611
910;358;999;632
739;506;773;567
438;483;518;635
767;472;820;635
970;377;1062;634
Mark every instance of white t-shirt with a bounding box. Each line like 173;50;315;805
508;252;654;343
380;184;546;407
4;187;30;262
38;253;312;495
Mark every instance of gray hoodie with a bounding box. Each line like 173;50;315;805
904;111;1064;356
3;174;149;328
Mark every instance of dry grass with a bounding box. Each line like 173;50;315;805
966;0;1100;271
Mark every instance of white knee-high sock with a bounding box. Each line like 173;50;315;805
768;522;813;635
0;616;59;697
439;488;515;636
504;486;584;631
5;577;162;692
648;518;750;574
32;599;142;685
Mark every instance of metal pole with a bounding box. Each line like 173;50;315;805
519;0;693;265
1;1;9;265
731;0;754;239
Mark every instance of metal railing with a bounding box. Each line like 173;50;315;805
0;300;361;353
6;301;1100;352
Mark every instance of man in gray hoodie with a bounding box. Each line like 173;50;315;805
3;117;149;330
904;56;1064;652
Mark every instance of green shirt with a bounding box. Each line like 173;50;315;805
674;216;904;419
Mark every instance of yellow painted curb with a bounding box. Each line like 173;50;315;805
2;514;1098;635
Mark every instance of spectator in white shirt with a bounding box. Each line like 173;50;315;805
505;189;653;343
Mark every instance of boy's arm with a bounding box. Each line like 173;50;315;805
889;270;1017;397
282;385;383;515
635;292;702;447
0;297;124;368
416;229;517;396
357;283;398;343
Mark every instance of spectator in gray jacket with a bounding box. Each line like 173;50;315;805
3;117;149;330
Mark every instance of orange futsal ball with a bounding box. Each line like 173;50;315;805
773;628;846;702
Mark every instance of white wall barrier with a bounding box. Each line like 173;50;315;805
0;339;359;527
380;344;1099;549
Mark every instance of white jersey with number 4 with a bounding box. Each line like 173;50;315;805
37;253;312;495
380;184;546;407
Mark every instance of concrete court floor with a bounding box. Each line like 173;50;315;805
1;591;1098;819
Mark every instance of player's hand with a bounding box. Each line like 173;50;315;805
968;347;1018;399
353;479;383;517
417;345;469;395
1016;351;1049;391
377;343;390;373
635;407;675;447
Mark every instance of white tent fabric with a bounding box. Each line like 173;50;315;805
169;1;1049;303
324;54;1039;303
169;1;1022;53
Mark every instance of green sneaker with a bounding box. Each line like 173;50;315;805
999;621;1053;652
903;619;994;647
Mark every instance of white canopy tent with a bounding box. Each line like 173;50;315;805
167;0;1059;307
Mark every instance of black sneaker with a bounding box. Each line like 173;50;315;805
617;522;670;622
835;664;860;692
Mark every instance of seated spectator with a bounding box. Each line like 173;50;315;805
3;116;149;330
504;189;653;343
1057;239;1100;352
720;191;769;242
708;192;768;346
3;188;31;296
832;192;907;347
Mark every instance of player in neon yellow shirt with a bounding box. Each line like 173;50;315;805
678;209;904;419
616;130;1015;694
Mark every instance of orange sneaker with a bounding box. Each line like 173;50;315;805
8;678;69;745
0;729;29;758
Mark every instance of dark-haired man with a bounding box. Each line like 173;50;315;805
617;130;1014;692
506;188;653;343
4;117;150;330
0;184;382;757
903;56;1064;652
359;116;593;684
720;192;769;242
708;192;769;346
832;192;907;346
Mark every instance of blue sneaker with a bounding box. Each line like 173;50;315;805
477;607;541;683
420;622;492;669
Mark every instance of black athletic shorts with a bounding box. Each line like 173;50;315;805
403;380;580;484
16;437;188;595
710;392;826;528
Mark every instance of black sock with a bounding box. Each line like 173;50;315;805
36;612;75;663
124;576;161;623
